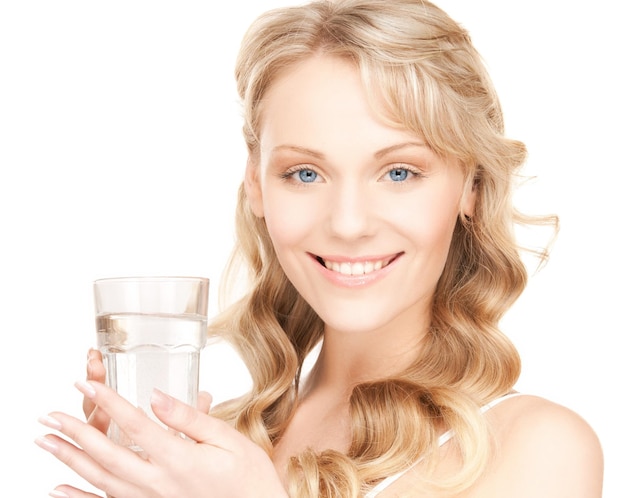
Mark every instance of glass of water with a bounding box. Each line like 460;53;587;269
93;276;209;453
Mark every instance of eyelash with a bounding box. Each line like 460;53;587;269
279;165;320;184
278;164;425;184
381;164;424;183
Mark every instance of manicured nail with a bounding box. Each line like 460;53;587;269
35;436;59;454
38;414;63;431
74;380;96;398
49;490;70;498
151;388;174;411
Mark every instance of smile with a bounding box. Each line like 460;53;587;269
315;254;400;276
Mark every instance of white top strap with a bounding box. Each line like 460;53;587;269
363;392;524;498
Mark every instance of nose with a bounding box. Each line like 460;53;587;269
326;181;375;240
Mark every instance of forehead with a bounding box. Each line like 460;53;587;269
260;55;361;124
258;55;422;152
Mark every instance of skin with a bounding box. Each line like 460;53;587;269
247;54;475;467
248;55;474;345
377;394;604;498
36;55;603;497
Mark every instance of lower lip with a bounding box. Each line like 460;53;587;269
313;255;401;288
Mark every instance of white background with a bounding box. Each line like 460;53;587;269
1;1;623;496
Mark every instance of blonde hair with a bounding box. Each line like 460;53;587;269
209;0;556;495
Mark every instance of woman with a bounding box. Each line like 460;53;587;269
37;1;603;496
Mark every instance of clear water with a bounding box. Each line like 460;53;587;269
97;313;207;451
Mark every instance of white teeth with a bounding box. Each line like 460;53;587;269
324;258;391;276
352;262;364;275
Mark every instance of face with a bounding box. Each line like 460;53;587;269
246;55;474;340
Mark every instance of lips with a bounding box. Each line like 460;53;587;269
315;254;400;276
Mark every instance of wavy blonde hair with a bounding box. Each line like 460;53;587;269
209;0;556;495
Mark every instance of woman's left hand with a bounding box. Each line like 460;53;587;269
36;381;288;498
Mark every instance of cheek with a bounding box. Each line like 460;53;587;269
263;193;317;250
394;191;461;253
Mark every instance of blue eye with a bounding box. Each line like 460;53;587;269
297;169;318;183
388;168;409;182
279;166;321;185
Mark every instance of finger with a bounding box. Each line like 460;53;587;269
197;391;213;415
150;389;240;449
83;349;106;421
42;406;153;484
86;405;110;435
50;484;103;498
76;380;181;462
87;349;105;382
36;432;144;498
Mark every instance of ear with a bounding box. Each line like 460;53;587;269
244;156;265;218
460;176;477;219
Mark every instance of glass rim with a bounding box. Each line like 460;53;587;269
94;276;209;284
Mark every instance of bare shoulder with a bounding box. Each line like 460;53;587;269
476;394;604;498
492;394;603;460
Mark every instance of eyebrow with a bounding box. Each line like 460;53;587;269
270;144;325;159
270;141;428;160
374;141;428;159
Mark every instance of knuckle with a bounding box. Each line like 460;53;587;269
118;406;150;437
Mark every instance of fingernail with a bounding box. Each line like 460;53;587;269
75;380;96;398
151;388;174;411
87;348;97;371
35;436;59;454
38;414;63;431
49;490;70;498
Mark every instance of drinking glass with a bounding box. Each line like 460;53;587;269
93;276;209;453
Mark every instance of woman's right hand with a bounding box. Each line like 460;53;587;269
83;348;109;433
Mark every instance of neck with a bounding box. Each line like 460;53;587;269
302;311;431;398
